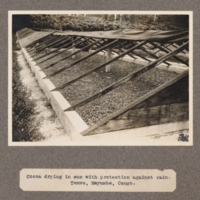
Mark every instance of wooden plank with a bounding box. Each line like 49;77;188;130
37;37;81;65
151;42;189;66
29;37;59;56
34;36;72;61
66;42;188;112
36;37;81;65
169;43;188;54
44;40;112;71
34;36;65;53
105;46;113;72
26;31;56;49
130;50;151;62
52;38;103;63
89;103;188;134
31;37;64;56
46;39;119;77
113;45;137;59
27;35;55;53
28;35;58;54
113;43;138;59
42;37;90;68
139;46;170;66
54;41;146;90
81;70;188;136
88;38;117;53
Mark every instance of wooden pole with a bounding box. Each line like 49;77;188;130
53;41;145;90
65;42;188;112
72;37;76;59
46;39;119;78
105;46;112;72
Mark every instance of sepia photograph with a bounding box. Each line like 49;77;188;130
8;11;192;146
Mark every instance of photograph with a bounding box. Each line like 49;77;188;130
8;11;192;146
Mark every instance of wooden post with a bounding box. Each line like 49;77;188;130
120;15;122;28
72;38;76;59
105;46;112;72
114;14;117;21
154;15;157;23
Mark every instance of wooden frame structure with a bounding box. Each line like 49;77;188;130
16;28;189;136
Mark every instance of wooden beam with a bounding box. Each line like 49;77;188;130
29;35;58;51
26;31;56;49
65;42;188;112
53;38;103;62
168;43;188;54
88;38;116;53
151;42;189;66
45;39;119;74
34;36;72;61
42;37;90;68
105;46;113;72
139;46;170;66
146;43;171;55
113;49;136;59
36;37;81;65
131;50;151;62
34;36;65;53
28;35;58;54
32;37;64;55
54;41;146;90
81;70;188;136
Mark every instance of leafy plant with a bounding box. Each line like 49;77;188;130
12;51;44;141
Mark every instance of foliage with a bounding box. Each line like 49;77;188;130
12;14;189;33
12;51;43;141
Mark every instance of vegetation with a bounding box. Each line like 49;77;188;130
12;50;43;141
12;14;189;33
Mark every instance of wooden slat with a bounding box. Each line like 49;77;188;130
146;43;171;55
151;42;189;66
81;70;188;136
89;103;188;134
55;38;103;62
31;37;63;56
28;35;57;54
42;37;90;68
88;38;116;53
54;41;146;90
31;36;61;55
139;46;170;66
37;37;81;65
26;31;56;49
34;36;72;61
34;36;65;53
66;42;188;112
45;39;119;76
27;35;55;53
113;48;137;59
43;39;110;71
168;43;188;54
131;50;151;62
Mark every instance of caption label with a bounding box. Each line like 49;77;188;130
20;169;176;192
